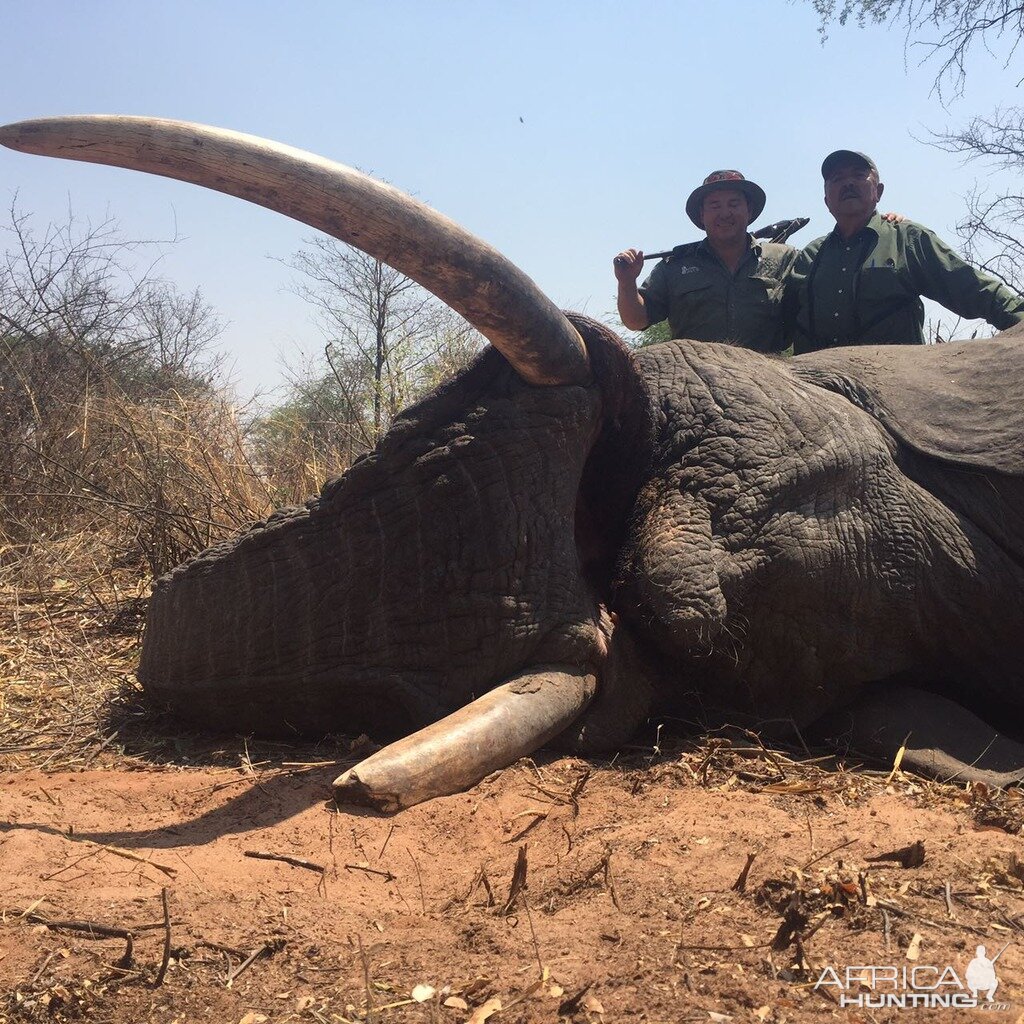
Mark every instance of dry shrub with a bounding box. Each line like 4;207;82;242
1;379;297;583
248;396;359;508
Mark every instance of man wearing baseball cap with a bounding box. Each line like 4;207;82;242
787;150;1024;352
614;170;797;352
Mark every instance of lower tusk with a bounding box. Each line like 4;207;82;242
332;666;596;812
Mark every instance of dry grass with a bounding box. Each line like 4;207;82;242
4;388;283;581
0;368;357;775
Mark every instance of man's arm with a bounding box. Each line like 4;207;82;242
780;243;818;352
768;245;800;352
614;248;652;331
909;225;1024;330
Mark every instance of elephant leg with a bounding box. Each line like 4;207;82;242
812;685;1024;789
557;611;658;756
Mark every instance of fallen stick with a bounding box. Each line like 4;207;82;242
226;941;278;987
152;888;171;987
59;837;177;877
26;914;135;966
603;849;622;910
344;863;396;881
243;850;325;873
28;951;57;986
732;852;757;894
196;939;248;957
26;913;132;939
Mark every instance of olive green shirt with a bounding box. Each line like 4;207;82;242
639;237;797;353
788;212;1024;353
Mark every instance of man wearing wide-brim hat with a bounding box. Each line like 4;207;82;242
615;169;797;353
786;149;1024;352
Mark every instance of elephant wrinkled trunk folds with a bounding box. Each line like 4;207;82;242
4;116;1024;810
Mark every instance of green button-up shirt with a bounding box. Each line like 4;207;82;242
639;236;797;353
788;212;1024;353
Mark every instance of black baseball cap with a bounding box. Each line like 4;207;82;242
821;150;878;180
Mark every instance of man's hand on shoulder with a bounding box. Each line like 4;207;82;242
881;211;906;223
614;248;645;283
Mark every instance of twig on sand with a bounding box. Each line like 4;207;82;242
377;824;396;860
357;934;374;1024
675;938;775;951
801;837;855;871
343;862;396;882
26;913;135;967
503;845;529;915
732;852;757;894
738;728;787;779
521;893;544;974
225;939;281;987
28;951;57;986
196;939;248;957
26;913;131;939
152;887;171;987
59;837;177;878
603;847;622;910
244;849;326;873
408;849;426;913
569;769;591;816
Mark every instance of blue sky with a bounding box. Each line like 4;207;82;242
2;1;1019;398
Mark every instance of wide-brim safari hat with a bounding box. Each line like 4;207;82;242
685;170;766;228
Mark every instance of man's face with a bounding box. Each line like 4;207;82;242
824;162;884;222
701;188;750;244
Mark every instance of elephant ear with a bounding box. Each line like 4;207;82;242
792;332;1024;476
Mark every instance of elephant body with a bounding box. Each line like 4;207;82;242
621;331;1024;729
142;316;1024;767
4;117;1020;799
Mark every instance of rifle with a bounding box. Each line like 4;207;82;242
619;216;810;263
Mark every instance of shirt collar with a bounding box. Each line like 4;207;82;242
829;211;883;246
696;234;761;259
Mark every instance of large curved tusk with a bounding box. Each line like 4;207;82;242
0;116;590;387
333;667;596;812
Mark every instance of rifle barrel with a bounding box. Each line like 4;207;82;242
617;216;810;265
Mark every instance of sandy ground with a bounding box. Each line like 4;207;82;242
4;585;1024;1022
4;749;1024;1024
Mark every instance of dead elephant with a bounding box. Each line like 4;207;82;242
3;116;1022;811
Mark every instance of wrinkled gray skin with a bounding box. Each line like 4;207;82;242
142;312;1024;787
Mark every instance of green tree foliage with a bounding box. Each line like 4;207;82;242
638;319;672;346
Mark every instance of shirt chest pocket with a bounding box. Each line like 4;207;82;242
858;265;912;306
672;270;715;298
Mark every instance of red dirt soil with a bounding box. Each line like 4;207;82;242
3;754;1024;1024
